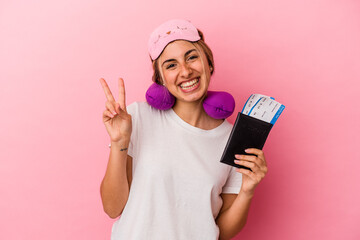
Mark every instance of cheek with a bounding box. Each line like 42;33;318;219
193;61;205;71
162;71;178;84
192;59;209;75
195;63;210;79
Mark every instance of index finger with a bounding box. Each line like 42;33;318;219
99;78;116;102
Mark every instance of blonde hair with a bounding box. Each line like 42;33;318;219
151;29;215;85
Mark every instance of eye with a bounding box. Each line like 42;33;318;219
188;55;198;61
166;63;176;69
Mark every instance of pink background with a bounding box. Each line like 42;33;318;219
1;0;359;239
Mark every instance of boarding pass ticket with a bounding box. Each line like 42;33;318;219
241;94;285;125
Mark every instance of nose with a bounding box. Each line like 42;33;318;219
180;63;193;78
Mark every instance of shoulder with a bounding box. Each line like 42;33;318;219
127;101;147;112
126;101;162;116
222;119;234;134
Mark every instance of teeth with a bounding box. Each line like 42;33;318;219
180;78;199;89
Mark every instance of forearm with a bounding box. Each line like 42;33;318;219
100;138;130;218
216;191;254;240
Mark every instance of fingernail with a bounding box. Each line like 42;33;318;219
112;111;117;115
234;160;239;163
245;149;250;153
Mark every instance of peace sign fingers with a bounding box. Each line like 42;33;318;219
99;78;116;102
99;77;133;143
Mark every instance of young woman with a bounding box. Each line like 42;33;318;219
99;19;268;240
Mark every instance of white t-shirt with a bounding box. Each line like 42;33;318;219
111;102;242;240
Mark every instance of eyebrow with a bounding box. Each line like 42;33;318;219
161;49;197;67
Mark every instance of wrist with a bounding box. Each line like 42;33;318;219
109;138;130;150
239;189;255;199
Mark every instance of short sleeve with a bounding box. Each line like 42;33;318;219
222;166;243;194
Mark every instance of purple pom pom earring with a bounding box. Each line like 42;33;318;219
145;82;235;119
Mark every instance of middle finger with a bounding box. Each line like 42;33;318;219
118;78;127;111
235;154;265;167
234;159;260;172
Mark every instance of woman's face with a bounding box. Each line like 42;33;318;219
159;40;211;103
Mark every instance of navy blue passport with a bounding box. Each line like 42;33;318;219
220;112;273;170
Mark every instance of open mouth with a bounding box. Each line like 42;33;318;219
179;77;200;90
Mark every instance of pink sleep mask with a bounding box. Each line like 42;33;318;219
148;19;201;60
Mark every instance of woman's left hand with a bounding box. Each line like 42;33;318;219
234;148;268;196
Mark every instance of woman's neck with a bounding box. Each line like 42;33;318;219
172;100;224;130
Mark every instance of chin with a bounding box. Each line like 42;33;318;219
181;89;208;103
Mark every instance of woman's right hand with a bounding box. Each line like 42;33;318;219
100;77;132;143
